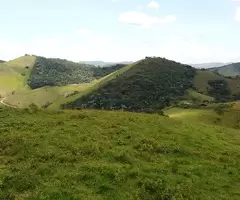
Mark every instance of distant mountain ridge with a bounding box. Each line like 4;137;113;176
79;61;133;67
190;62;232;69
209;62;240;77
0;60;5;63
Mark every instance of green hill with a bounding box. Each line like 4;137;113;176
28;57;125;89
194;70;240;101
1;56;240;109
0;55;36;96
1;107;240;199
0;56;124;107
63;57;196;112
209;62;240;77
62;58;240;111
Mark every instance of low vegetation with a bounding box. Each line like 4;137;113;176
1;107;240;199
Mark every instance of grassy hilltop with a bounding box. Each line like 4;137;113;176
0;56;36;96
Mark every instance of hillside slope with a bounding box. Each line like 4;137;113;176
209;62;240;77
0;55;36;96
1;108;240;199
0;56;124;107
28;57;125;89
63;57;196;112
194;70;240;101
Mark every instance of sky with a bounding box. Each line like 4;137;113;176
0;0;240;63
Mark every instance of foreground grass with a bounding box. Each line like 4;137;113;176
0;108;240;199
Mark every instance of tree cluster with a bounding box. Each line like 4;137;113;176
28;57;123;89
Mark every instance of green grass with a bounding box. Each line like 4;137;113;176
232;101;240;111
0;56;36;96
185;89;214;102
4;56;36;69
5;83;93;108
165;107;240;129
0;108;240;199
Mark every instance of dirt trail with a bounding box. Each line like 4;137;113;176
0;97;15;108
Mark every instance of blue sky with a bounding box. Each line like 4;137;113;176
0;0;240;63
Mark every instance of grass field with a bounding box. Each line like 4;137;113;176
0;107;240;199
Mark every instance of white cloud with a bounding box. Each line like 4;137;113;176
233;0;240;2
119;11;176;28
236;7;240;22
148;1;160;9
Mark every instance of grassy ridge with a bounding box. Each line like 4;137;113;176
0;108;240;199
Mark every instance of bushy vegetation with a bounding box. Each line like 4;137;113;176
28;57;96;89
194;70;240;102
208;80;231;102
93;64;125;78
1;107;240;199
64;57;196;112
28;57;123;89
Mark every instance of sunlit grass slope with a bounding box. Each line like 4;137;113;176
165;107;240;129
5;83;92;108
0;56;36;96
